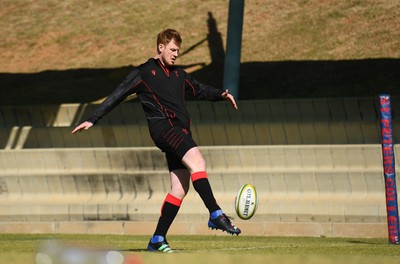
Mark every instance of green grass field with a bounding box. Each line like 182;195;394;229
0;1;400;263
0;234;399;264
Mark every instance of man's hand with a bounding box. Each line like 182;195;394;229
221;89;238;110
71;121;94;134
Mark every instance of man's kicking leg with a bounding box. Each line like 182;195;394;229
182;147;241;235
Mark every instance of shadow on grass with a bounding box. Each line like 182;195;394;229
0;58;399;106
347;240;392;245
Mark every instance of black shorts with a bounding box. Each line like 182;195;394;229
153;126;197;171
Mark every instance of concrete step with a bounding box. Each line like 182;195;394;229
0;120;388;149
0;145;385;175
0;145;393;225
0;98;387;127
2;97;398;148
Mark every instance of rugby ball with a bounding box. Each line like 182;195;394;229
235;184;258;220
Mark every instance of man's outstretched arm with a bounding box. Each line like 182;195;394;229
71;69;142;134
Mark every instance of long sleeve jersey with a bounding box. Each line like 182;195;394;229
87;58;224;141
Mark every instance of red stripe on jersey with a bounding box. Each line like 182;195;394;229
185;79;196;96
142;81;164;111
174;137;184;149
170;135;182;148
132;80;144;91
157;60;170;77
142;81;173;127
163;128;174;138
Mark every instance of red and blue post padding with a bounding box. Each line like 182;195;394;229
379;94;400;244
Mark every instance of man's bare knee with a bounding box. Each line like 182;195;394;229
182;147;206;173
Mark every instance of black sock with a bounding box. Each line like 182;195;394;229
153;194;181;238
191;172;221;214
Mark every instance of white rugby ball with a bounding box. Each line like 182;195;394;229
235;184;258;220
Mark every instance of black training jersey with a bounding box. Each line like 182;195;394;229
87;58;224;140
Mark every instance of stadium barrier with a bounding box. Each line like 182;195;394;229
0;98;397;236
0;145;394;237
0;97;397;149
0;97;388;127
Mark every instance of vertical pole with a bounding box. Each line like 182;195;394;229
379;94;400;244
223;0;245;99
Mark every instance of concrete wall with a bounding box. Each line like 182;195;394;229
0;98;398;237
1;97;399;149
0;97;393;127
0;145;395;237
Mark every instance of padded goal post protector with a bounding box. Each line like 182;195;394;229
379;94;400;244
